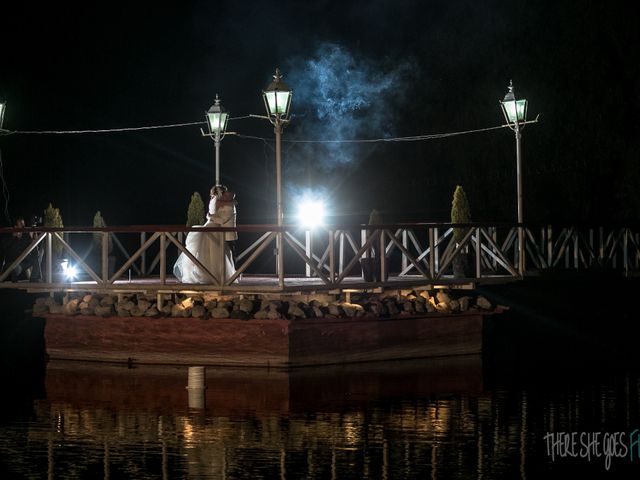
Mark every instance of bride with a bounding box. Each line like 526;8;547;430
173;186;237;284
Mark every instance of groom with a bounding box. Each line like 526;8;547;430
208;185;238;259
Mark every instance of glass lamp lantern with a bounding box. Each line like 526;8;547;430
206;94;228;136
262;68;292;120
500;81;527;124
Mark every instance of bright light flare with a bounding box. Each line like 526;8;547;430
61;260;77;280
297;200;325;228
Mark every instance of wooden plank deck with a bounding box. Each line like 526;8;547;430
4;273;517;296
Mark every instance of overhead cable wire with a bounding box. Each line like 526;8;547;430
0;117;538;143
0;121;206;135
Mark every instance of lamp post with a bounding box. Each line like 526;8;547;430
0;102;6;131
500;80;528;275
205;94;229;186
262;68;293;226
262;68;292;286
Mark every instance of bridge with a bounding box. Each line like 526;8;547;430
1;223;638;302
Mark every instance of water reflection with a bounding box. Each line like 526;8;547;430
1;357;639;478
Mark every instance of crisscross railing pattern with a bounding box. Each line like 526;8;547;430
1;224;638;294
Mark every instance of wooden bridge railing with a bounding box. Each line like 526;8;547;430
0;223;638;294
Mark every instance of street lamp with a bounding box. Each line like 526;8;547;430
261;68;292;286
262;68;293;226
500;80;528;275
0;102;6;130
204;94;229;186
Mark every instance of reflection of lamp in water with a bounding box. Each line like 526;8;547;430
430;401;451;439
186;366;206;409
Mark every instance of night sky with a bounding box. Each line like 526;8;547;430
1;0;638;228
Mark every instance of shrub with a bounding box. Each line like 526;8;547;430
186;192;205;227
92;211;113;253
43;203;64;257
451;185;471;244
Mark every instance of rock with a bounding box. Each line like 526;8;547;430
238;299;255;313
64;299;80;315
49;305;65;314
341;303;364;317
418;290;431;301
458;296;471;312
267;310;282;319
328;304;343;317
435;302;450;313
385;300;400;316
192;305;207;318
288;305;306;318
301;304;316;318
414;301;425;313
94;305;113;317
312;306;324;318
253;310;269;319
171;305;191;317
449;299;460;312
402;301;415;313
82;294;93;303
160;302;174;315
35;297;47;306
137;300;152;312
116;307;131;317
267;301;283;312
33;304;49;315
205;300;218;310
179;297;194;309
436;291;451;305
117;300;136;311
230;310;251;320
44;297;57;307
366;301;382;316
191;295;205;305
80;307;94;316
100;295;115;306
210;307;230;318
476;296;492;310
144;307;160;317
426;298;437;312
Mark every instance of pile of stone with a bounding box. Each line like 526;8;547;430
32;289;499;320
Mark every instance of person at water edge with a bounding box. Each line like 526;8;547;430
1;216;43;282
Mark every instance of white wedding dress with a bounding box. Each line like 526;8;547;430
173;199;237;284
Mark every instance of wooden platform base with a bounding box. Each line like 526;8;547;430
41;311;493;367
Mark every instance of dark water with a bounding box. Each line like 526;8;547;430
1;275;640;479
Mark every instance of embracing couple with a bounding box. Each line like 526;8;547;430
173;185;238;284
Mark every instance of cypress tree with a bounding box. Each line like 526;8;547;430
186;192;205;227
451;185;471;244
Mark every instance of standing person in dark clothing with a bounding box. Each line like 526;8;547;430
1;216;42;282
